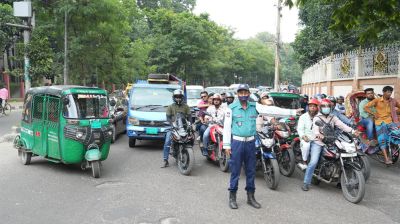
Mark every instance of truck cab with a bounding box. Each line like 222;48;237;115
126;74;184;147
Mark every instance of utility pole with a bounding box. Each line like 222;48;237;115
63;9;68;84
274;0;282;92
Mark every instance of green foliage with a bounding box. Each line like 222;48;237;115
0;3;20;53
285;0;400;43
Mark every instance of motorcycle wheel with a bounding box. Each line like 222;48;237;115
219;150;229;172
177;147;194;176
278;147;296;177
340;168;365;204
262;158;280;190
356;155;371;181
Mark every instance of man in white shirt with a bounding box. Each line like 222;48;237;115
202;94;226;156
296;98;320;170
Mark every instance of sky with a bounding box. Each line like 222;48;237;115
193;0;300;43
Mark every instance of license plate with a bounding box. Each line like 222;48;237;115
146;128;159;135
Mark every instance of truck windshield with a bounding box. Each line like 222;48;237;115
63;94;109;119
187;89;202;99
130;87;175;109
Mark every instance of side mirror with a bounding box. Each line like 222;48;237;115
110;99;117;107
62;97;70;106
315;120;323;127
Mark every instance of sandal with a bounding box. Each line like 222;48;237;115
385;160;393;165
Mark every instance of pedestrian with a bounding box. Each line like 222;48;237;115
364;86;400;164
0;84;9;108
223;84;261;209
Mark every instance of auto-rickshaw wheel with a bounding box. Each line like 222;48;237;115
20;150;32;165
91;161;101;178
129;138;136;148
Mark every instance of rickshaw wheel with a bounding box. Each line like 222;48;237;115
20;151;32;165
91;161;101;178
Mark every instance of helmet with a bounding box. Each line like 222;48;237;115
225;92;234;98
173;89;184;105
308;98;320;106
213;93;222;101
237;84;250;92
213;93;222;105
321;94;327;99
327;96;336;104
259;92;269;99
320;98;332;105
337;96;344;100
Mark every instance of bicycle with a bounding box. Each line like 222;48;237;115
0;101;12;116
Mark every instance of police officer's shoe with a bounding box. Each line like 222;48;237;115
246;192;261;209
161;159;169;168
229;191;238;209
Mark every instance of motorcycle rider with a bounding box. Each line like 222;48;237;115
302;99;359;191
358;88;376;144
197;91;210;147
161;89;191;168
296;99;320;170
364;86;400;165
225;92;235;106
223;84;261;209
202;94;226;156
335;96;346;115
328;96;353;127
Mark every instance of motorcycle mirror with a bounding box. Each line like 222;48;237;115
110;99;117;107
315;120;323;127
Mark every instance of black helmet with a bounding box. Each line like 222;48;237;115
173;89;184;105
327;96;337;103
337;95;344;100
237;84;250;92
225;92;234;98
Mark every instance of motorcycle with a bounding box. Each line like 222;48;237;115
311;120;366;204
168;113;195;175
273;120;296;177
255;122;280;190
201;112;229;172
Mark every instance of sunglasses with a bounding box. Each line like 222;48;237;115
262;96;268;99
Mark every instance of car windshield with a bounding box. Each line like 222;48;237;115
187;89;202;99
130;87;175;109
63;94;109;119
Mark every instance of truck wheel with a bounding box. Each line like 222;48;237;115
129;138;136;148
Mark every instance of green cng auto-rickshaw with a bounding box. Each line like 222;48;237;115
13;86;114;178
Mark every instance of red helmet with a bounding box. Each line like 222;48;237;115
308;98;320;106
320;99;332;106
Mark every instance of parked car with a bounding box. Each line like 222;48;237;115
186;85;204;122
109;91;128;143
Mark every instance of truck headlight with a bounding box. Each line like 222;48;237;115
128;117;139;125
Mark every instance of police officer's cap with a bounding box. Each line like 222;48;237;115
237;84;250;92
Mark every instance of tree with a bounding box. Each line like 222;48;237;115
137;0;196;12
0;3;20;55
285;0;400;42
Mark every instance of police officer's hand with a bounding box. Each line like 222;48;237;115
224;146;231;155
296;108;304;115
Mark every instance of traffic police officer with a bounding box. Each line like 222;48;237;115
223;84;261;209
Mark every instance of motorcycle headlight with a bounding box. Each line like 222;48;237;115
76;132;84;139
341;141;356;153
261;138;275;148
128;117;139;125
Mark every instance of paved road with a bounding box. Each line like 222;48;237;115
0;132;399;224
0;109;21;137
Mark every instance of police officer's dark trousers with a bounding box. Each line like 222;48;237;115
229;139;256;192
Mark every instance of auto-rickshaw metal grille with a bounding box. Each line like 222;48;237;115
33;95;45;120
47;97;60;123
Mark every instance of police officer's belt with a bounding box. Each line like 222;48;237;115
232;135;255;142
